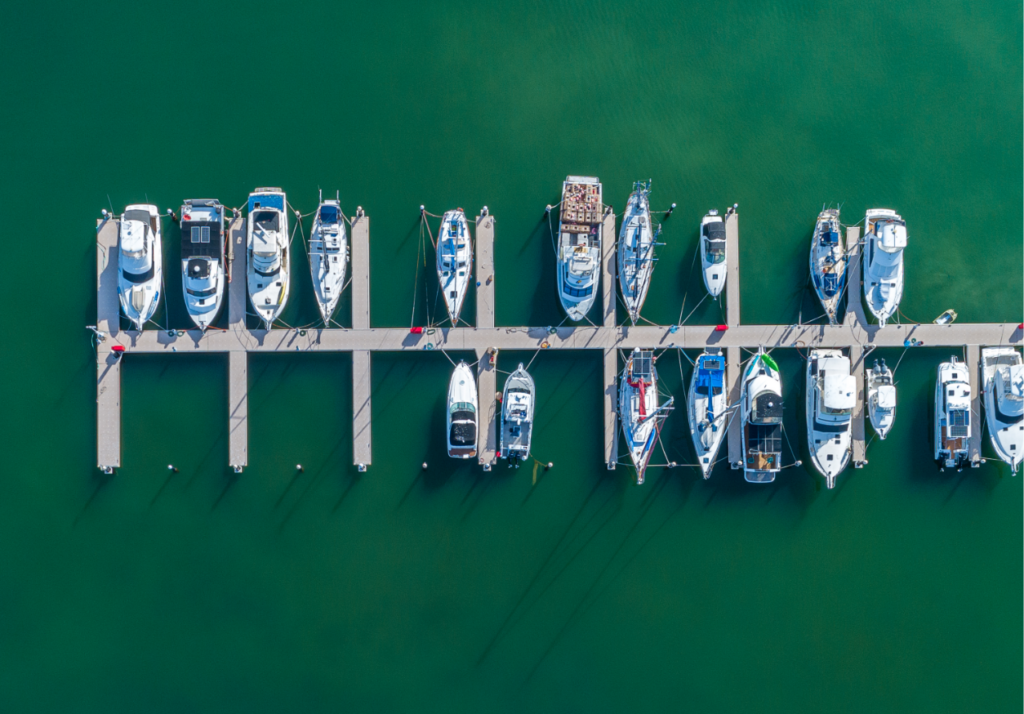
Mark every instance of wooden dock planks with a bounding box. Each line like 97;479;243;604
351;212;370;330
96;218;121;471
476;349;498;469
725;211;740;327
602;208;617;329
353;350;372;470
966;344;982;466
475;211;495;329
228;351;248;471
604;348;618;469
727;346;742;468
850;345;867;467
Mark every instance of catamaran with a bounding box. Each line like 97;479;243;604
618;181;658;324
118;204;163;331
867;358;896;440
700;210;727;298
310;191;347;325
557;176;603;321
934;356;972;471
247;188;289;329
806;349;855;488
863;209;907;327
619;349;669;484
437;209;473;324
981;347;1023;472
180;199;225;331
499;364;535;467
809;207;846;324
447;361;479;459
741;348;783;483
688;349;729;478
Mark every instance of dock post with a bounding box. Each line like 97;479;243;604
844;227;866;329
727;346;742;469
96;218;121;472
475;210;495;329
602;207;617;329
351;211;371;330
476;348;498;469
850;345;867;467
228;351;248;472
725;211;740;327
353;350;372;471
604;348;617;469
966;344;982;467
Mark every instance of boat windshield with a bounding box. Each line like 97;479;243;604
451;401;476;416
123;265;155;283
706;239;726;264
187;286;218;298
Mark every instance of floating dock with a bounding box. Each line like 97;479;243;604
95;208;1020;476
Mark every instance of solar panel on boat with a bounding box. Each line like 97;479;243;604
949;409;969;437
633;351;653;380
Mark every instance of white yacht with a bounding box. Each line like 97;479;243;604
809;207;846;324
180;199;225;331
862;209;907;327
437;209;473;323
499;364;535;467
867;358;896;440
700;210;727;298
741;348;783;483
617;181;657;324
246;188;289;329
118;204;163;331
806;349;855;488
557;176;603;321
619;349;669;484
934;356;972;471
447;361;479;459
688;349;729;479
310;192;347;325
981;347;1023;472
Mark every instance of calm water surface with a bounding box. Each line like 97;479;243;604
0;1;1021;711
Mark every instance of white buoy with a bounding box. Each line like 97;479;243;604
545;204;552;214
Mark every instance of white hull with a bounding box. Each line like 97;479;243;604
687;350;728;478
117;204;163;331
310;199;348;324
437;209;472;323
447;362;479;459
741;349;783;483
500;364;535;464
617;185;654;324
867;360;896;440
934;357;972;470
981;348;1023;472
809;208;845;325
557;176;602;321
806;349;854;488
247;189;290;329
863;209;907;328
181;199;226;332
619;350;660;484
700;213;727;298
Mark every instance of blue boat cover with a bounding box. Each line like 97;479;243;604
249;192;284;213
696;361;724;395
824;229;839;244
823;272;839;297
320;205;339;223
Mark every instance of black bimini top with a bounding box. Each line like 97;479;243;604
181;220;224;259
703;222;726;240
450;421;477;446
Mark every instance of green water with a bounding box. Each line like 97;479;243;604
1;1;1022;711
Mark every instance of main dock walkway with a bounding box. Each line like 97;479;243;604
96;211;1020;475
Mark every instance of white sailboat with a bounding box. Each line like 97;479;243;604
741;348;783;483
447;361;479;459
557;176;603;321
180;199;225;331
437;209;473;323
617;181;658;324
310;192;347;325
806;349;855;488
688;349;729;479
117;204;163;331
981;347;1023;472
862;209;907;327
499;364;535;467
619;349;669;484
934;356;972;471
867;358;896;440
809;207;846;324
700;211;727;298
246;188;289;330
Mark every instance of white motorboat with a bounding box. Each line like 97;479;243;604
981;347;1023;472
862;209;907;327
809;207;846;324
180;199;225;331
700;210;727;298
806;349;855;488
867;358;896;440
688;349;729;479
500;364;535;467
117;204;163;331
310;192;347;325
618;181;657;324
557;176;603;321
619;349;669;484
247;188;289;329
934;356;972;471
741;348;783;483
437;209;473;323
447;361;479;459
